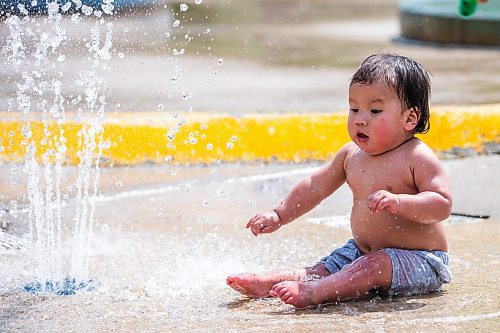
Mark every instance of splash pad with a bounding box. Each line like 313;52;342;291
0;1;499;331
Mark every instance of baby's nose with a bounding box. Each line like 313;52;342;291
354;114;367;125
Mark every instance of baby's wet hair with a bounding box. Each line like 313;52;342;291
350;53;431;134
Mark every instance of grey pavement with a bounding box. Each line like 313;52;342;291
1;154;499;237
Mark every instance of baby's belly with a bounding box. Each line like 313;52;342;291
350;210;448;253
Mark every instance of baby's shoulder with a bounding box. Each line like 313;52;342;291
341;141;360;157
405;138;442;167
407;138;437;158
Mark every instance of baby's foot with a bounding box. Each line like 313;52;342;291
226;273;275;298
270;281;321;308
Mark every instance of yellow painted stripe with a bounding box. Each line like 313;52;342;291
1;104;499;165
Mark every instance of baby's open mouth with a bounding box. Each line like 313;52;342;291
356;132;369;140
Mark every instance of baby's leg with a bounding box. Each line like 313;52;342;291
227;264;330;298
271;251;392;308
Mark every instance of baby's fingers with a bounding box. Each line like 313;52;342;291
260;224;277;234
245;215;259;229
375;198;391;212
368;192;384;212
250;219;266;236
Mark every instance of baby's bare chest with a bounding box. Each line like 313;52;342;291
346;157;416;195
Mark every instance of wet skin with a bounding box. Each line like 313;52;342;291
228;81;452;308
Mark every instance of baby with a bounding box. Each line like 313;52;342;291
227;53;453;308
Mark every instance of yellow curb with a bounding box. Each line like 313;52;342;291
1;104;499;165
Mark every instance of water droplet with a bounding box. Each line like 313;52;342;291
203;199;209;206
102;140;111;149
61;2;71;12
226;142;234;150
118;52;124;59
173;19;180;28
115;181;123;188
218;58;223;65
206;143;213;150
102;2;114;15
158;104;165;111
181;91;192;100
21;125;32;139
17;4;29;15
195;0;203;4
71;13;81;23
180;3;189;12
189;137;198;145
170;170;177;176
164;155;173;163
81;5;93;16
173;48;185;56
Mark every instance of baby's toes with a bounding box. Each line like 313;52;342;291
280;290;293;302
270;283;283;296
274;286;290;299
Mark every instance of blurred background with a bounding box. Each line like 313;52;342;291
1;0;499;116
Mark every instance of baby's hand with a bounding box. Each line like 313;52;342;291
246;211;282;236
367;190;400;214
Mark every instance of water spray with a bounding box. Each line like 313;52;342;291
4;0;115;295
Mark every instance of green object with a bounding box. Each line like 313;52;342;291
459;0;477;17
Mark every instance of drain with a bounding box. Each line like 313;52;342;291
24;277;98;296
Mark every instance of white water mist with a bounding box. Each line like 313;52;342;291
4;0;114;288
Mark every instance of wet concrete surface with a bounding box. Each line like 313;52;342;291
0;155;499;332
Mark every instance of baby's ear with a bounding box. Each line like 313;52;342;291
404;107;421;131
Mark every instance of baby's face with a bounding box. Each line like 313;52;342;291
348;81;411;155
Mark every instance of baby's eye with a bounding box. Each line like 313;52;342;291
349;108;359;113
370;109;382;114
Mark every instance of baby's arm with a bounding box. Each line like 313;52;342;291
247;144;350;236
368;145;452;224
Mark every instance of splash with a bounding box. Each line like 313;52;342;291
4;0;114;292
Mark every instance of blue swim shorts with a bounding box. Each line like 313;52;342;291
318;239;452;296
